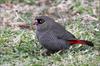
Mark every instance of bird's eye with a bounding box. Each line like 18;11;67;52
37;19;45;24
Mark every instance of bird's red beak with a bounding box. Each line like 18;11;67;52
33;20;38;25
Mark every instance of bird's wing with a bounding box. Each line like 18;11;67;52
51;22;76;40
38;31;70;51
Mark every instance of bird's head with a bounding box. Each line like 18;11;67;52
34;17;45;25
33;16;54;31
34;16;55;25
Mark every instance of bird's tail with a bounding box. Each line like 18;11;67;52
68;40;94;47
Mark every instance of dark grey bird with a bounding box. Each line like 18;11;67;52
34;16;94;55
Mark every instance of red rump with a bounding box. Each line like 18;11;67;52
68;40;86;44
68;40;94;46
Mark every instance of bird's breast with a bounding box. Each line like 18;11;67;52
36;31;49;41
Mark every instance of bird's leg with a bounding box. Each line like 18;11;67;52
41;49;56;56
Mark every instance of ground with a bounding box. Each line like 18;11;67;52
0;0;100;66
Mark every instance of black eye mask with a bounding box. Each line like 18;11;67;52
37;19;45;24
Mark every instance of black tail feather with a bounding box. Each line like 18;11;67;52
85;41;94;47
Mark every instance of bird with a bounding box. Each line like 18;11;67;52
34;16;94;55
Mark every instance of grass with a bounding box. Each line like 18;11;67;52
0;0;100;66
0;20;100;66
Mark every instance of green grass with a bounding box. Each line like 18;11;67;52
0;20;100;66
0;0;36;4
0;0;100;66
